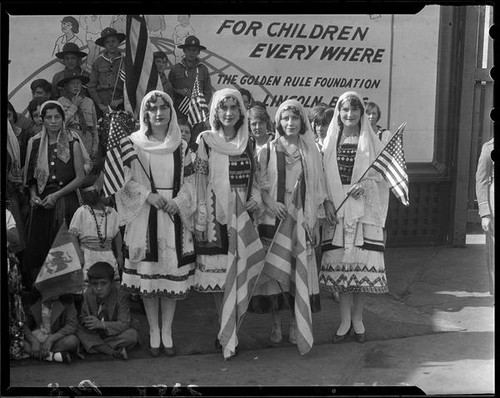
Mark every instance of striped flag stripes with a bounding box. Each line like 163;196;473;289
124;15;158;117
371;122;409;206
256;175;314;355
103;113;138;198
218;194;266;359
178;95;190;115
178;75;208;126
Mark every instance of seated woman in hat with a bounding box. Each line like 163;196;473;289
52;42;89;99
57;74;99;165
87;27;126;117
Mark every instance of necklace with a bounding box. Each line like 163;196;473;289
88;206;107;248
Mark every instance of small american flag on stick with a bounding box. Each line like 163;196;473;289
371;122;409;206
335;122;409;215
103;112;138;198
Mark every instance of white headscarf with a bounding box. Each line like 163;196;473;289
129;90;181;153
274;99;327;233
322;91;384;221
23;100;92;193
197;88;249;224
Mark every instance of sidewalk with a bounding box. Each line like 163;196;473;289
8;237;495;395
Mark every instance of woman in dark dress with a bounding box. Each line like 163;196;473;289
23;100;85;289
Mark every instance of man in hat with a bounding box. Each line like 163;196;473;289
168;35;213;142
87;27;126;117
58;74;99;162
52;42;90;99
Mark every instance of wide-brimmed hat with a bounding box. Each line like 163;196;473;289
95;27;126;47
57;73;90;88
55;42;87;59
177;35;206;50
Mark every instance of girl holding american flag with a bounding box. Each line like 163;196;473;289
319;91;390;344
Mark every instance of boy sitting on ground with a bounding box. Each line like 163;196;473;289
77;262;138;360
22;291;78;364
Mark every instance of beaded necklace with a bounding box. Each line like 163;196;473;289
88;205;107;248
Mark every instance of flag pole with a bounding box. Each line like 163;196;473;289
334;121;407;215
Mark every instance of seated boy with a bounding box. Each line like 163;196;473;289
77;262;138;360
22;291;78;364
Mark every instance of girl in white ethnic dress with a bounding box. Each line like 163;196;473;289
320;91;390;344
116;90;196;357
193;88;261;349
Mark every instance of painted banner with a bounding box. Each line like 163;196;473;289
8;11;440;162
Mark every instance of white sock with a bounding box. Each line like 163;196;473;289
160;297;176;348
143;297;160;348
44;352;63;362
53;352;63;362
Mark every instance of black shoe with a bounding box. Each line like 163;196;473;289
60;352;71;364
148;344;161;357
354;331;366;343
163;346;176;357
332;325;353;344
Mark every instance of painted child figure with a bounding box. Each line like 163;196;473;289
77;262;138;360
69;178;123;286
22;292;78;363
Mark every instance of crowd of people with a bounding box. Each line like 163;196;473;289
6;28;396;364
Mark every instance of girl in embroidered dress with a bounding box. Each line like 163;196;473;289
193;88;261;350
116;90;196;357
319;91;390;344
69;177;122;286
23;100;86;291
248;100;335;345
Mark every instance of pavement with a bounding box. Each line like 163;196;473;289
7;232;495;396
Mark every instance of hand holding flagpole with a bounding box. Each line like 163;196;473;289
334;121;409;215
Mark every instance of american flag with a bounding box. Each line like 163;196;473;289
124;15;158;118
178;74;208;126
103;112;138;198
371;122;409;206
218;193;265;359
254;174;314;355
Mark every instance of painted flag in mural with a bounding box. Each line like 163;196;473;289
124;14;158;118
218;194;266;359
34;220;84;300
178;74;208;126
371;122;410;206
255;174;314;355
103;112;138;197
